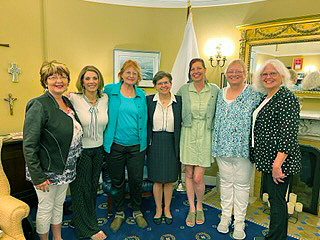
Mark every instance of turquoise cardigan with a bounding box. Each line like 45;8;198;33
103;82;147;153
176;83;219;129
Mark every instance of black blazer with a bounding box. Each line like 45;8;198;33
146;94;182;159
252;86;301;175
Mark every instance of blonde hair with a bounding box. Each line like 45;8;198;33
40;60;70;89
118;60;142;84
224;59;248;80
252;59;291;94
76;66;104;98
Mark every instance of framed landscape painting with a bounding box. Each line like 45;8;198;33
113;49;161;87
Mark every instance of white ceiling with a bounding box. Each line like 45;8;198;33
84;0;265;8
252;42;320;57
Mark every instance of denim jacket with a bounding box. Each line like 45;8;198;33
176;82;219;129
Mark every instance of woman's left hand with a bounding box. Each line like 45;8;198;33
272;165;286;184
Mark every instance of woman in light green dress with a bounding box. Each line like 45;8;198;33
177;58;219;227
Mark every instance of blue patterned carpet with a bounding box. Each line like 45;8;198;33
31;190;296;239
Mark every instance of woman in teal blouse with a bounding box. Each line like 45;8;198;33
103;60;148;233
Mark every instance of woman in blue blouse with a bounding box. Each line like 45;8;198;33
211;59;262;239
103;60;148;233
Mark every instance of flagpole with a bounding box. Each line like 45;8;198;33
176;0;193;193
187;0;191;19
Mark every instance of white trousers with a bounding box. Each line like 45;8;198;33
34;184;68;234
216;157;253;222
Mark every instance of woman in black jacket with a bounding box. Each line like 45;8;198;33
251;59;301;240
23;60;82;240
146;71;182;225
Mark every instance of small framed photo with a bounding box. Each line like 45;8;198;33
220;73;227;88
292;57;303;70
113;49;161;87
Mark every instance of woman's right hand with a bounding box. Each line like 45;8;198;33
35;180;50;192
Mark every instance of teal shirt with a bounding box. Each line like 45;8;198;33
103;82;147;153
114;94;140;146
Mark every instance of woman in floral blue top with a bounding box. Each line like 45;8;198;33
211;59;262;240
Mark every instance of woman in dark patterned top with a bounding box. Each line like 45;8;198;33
251;59;301;240
23;61;83;240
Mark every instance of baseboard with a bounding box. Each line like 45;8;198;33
180;173;217;186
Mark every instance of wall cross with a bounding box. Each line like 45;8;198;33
4;93;17;115
8;64;21;83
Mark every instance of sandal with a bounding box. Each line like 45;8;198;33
185;211;196;227
196;210;205;224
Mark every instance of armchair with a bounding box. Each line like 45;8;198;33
0;139;30;240
101;158;153;216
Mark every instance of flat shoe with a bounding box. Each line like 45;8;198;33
153;216;162;225
134;212;148;229
185;211;196;227
110;214;124;232
164;216;173;225
196;210;205;224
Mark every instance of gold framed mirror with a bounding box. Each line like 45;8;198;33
238;14;320;99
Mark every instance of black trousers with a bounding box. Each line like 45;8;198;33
70;146;105;239
107;143;146;212
263;173;292;240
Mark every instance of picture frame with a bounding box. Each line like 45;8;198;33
113;49;161;87
220;73;227;88
292;57;303;70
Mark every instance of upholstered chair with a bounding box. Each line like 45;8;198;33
0;139;30;240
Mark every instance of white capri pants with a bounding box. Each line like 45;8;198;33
216;157;253;222
34;183;68;234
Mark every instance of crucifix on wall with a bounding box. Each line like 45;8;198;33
8;64;21;83
4;93;17;115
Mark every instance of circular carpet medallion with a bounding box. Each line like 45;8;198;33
160;234;176;240
195;232;211;239
124;236;139;240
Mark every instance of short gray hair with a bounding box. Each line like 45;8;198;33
152;71;172;85
252;59;292;94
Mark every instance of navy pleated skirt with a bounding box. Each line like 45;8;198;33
147;131;179;183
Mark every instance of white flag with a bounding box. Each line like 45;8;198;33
171;12;200;94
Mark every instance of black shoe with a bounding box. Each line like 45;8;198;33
164;217;173;225
69;221;75;229
153;216;162;225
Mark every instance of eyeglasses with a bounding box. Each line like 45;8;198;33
48;75;68;80
226;70;243;75
261;72;279;78
156;81;170;86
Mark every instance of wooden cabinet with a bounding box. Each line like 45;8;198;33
1;140;37;207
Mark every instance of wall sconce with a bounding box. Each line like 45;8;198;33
205;38;234;68
208;43;227;67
